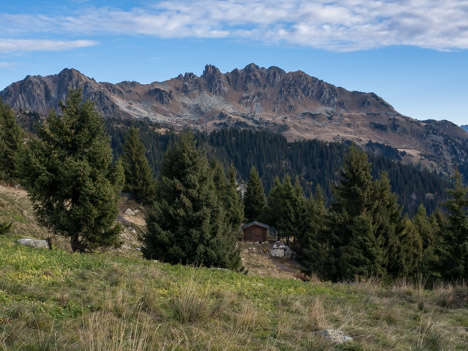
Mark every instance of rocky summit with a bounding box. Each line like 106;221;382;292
1;64;467;174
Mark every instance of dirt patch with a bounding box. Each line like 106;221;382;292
240;241;303;280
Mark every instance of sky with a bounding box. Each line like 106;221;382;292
1;0;467;125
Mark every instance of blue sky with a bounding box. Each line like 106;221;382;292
1;0;467;125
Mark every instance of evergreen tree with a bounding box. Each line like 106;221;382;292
340;211;382;279
412;204;438;279
142;130;241;269
244;166;266;222
371;173;407;279
325;147;410;281
20;90;124;252
0;99;24;182
264;176;283;237
224;164;244;236
295;185;329;277
439;170;468;281
121;127;156;204
326;146;376;280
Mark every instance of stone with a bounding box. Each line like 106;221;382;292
17;238;49;249
270;241;293;258
315;329;353;344
125;208;135;216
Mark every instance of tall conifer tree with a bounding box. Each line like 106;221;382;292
0;99;24;182
143;130;241;269
20;90;124;252
121;127;156;204
412;204;437;278
244;166;266;223
224;164;244;235
439;170;468;280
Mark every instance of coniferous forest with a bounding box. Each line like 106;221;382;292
105;119;449;216
1;93;467;282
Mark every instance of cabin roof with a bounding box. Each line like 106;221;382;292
241;221;270;230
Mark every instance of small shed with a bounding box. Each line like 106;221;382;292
241;221;269;242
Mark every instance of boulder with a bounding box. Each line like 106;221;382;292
125;208;135;216
17;238;49;249
315;329;353;344
270;241;293;258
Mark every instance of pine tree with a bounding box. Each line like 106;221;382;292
0;99;24;182
121;127;156;204
326;146;376;280
295;185;329;277
224;164;244;236
326;147;410;281
439;170;468;281
371;173;407;279
413;204;438;279
142;130;241;269
20;90;124;252
244;166;266;223
264;176;284;239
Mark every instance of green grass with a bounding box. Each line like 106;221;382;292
0;186;467;350
1;233;467;350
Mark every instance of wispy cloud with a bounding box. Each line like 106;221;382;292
0;61;18;68
2;0;468;51
0;39;98;53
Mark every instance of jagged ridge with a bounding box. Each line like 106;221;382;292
1;64;467;175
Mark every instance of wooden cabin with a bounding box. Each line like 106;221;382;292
241;221;269;242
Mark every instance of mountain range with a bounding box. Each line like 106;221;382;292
1;64;467;175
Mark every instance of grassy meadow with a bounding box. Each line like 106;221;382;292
1;185;467;350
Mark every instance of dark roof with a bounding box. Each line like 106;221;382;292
241;221;270;230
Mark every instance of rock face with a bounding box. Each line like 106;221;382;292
2;64;468;173
17;238;49;249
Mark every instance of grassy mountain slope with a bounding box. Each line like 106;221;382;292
1;188;467;350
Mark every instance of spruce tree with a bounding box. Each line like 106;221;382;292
121;127;156;205
244;166;266;223
224;164;244;236
439;170;468;281
0;99;24;182
413;204;437;279
325;147;409;281
371;173;407;279
295;185;329;277
20;90;124;252
264;177;284;239
142;130;241;269
326;146;376;280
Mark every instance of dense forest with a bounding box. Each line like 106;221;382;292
105;119;449;215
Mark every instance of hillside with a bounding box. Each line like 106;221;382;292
2;64;468;175
1;185;467;350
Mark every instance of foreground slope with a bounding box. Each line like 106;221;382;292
2;64;468;174
1;187;467;350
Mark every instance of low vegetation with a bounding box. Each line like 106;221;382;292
1;185;467;350
0;230;467;350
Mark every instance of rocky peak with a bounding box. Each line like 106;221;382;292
202;64;228;96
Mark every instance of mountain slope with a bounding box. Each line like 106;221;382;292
2;64;468;174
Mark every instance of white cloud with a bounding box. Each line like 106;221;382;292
0;39;98;53
0;61;17;68
1;0;468;51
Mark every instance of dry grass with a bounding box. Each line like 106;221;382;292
1;185;468;350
